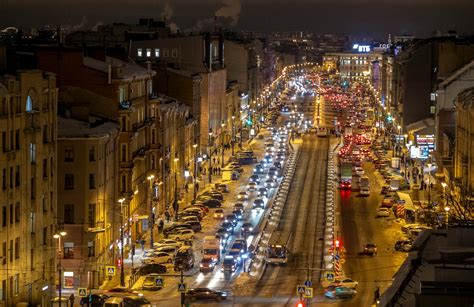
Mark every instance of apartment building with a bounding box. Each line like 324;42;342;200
0;70;57;306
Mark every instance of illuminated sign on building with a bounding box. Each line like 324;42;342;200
352;44;371;53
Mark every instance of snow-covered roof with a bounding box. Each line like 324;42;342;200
83;56;155;80
438;59;474;89
58;115;119;138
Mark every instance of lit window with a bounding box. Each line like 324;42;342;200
137;48;143;57
146;48;151;57
155;48;160;57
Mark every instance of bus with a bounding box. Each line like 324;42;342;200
265;231;292;265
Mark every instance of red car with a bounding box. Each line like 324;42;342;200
340;180;351;190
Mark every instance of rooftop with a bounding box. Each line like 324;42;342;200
83;56;155;80
58;115;119;138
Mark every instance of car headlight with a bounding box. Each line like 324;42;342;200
200;264;203;267
249;227;253;231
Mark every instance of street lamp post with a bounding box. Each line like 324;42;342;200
444;206;450;230
147;175;155;249
174;158;179;221
118;198;125;287
231;116;235;156
427;163;432;206
221;123;225;168
193;144;198;200
53;230;67;306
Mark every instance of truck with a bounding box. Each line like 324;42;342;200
359;176;370;195
202;236;221;262
340;161;353;189
265;231;292;265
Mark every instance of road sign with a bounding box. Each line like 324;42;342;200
178;283;187;292
304;280;312;287
297;285;306;295
155;276;164;287
325;271;336;282
106;266;116;276
78;288;87;297
304;287;313;298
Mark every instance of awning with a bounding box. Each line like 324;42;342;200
397;192;416;211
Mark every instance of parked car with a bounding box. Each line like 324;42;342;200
142;273;164;290
394;239;413;252
185;288;227;302
330;278;359;289
215;183;229;193
135;264;167;276
80;294;109;307
142;251;174;264
168;229;195;241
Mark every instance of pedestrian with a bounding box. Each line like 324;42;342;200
140;239;146;251
185;183;189;194
69;293;75;307
165;211;170;223
217;157;220;165
218;167;221;175
213;157;216;164
195;181;199;191
158;219;164;233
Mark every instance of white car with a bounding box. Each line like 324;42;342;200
331;278;359;289
355;167;365;176
377;208;390;218
168;229;195;241
142;251;174;264
154;239;183;249
247;182;257;192
237;191;249;200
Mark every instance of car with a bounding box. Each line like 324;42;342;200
232;208;243;220
230;241;247;255
221;222;234;234
142;273;164;290
224;214;238;227
154;245;179;255
394;239;413;251
135;263;167;276
377;207;390;218
265;178;276;188
380;198;394;208
241;222;253;236
216;227;230;241
363;243;377;255
179;215;200;224
215;183;229;193
142;251;174;264
213;208;224;219
247;182;258;192
273;161;282;169
202;191;224;201
202;198;222;208
253;198;265;209
184;220;202;232
185;288;227;302
401;223;422;233
249;175;260;183
79;294;109;307
264;155;273;164
324;286;357;299
267;170;277;180
254;165;264;174
154;239;183;249
228;249;243;264
355;167;365;176
123;296;152;306
199;258;218;273
237;191;249;200
258;187;269;198
340;180;351;189
330;278;359;289
163;222;188;236
168;229;195;241
222;255;239;272
233;202;244;210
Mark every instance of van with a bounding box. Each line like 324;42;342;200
174;246;195;271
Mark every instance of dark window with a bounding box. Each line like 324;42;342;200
151;129;156;144
43;159;47;178
64;147;74;162
50;157;54;177
30;178;35;199
89;147;95;161
2;242;6;265
9;167;12;188
2;132;6;152
15;130;19;150
121;175;126;193
9;240;12;262
14;203;19;223
121;144;127;162
2;169;5;190
9;131;13;152
2;207;6;227
64;174;74;190
15;166;19;187
42;227;47;246
88;204;96;227
89;174;96;189
64;204;74;224
43;125;48;143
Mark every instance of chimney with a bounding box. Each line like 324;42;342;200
218;32;225;68
204;33;212;71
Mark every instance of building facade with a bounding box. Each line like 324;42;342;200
0;70;57;306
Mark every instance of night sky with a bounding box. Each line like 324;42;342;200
0;0;473;38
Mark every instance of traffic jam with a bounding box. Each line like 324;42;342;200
87;79;309;305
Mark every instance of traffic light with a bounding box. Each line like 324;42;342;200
296;301;304;307
117;258;122;267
